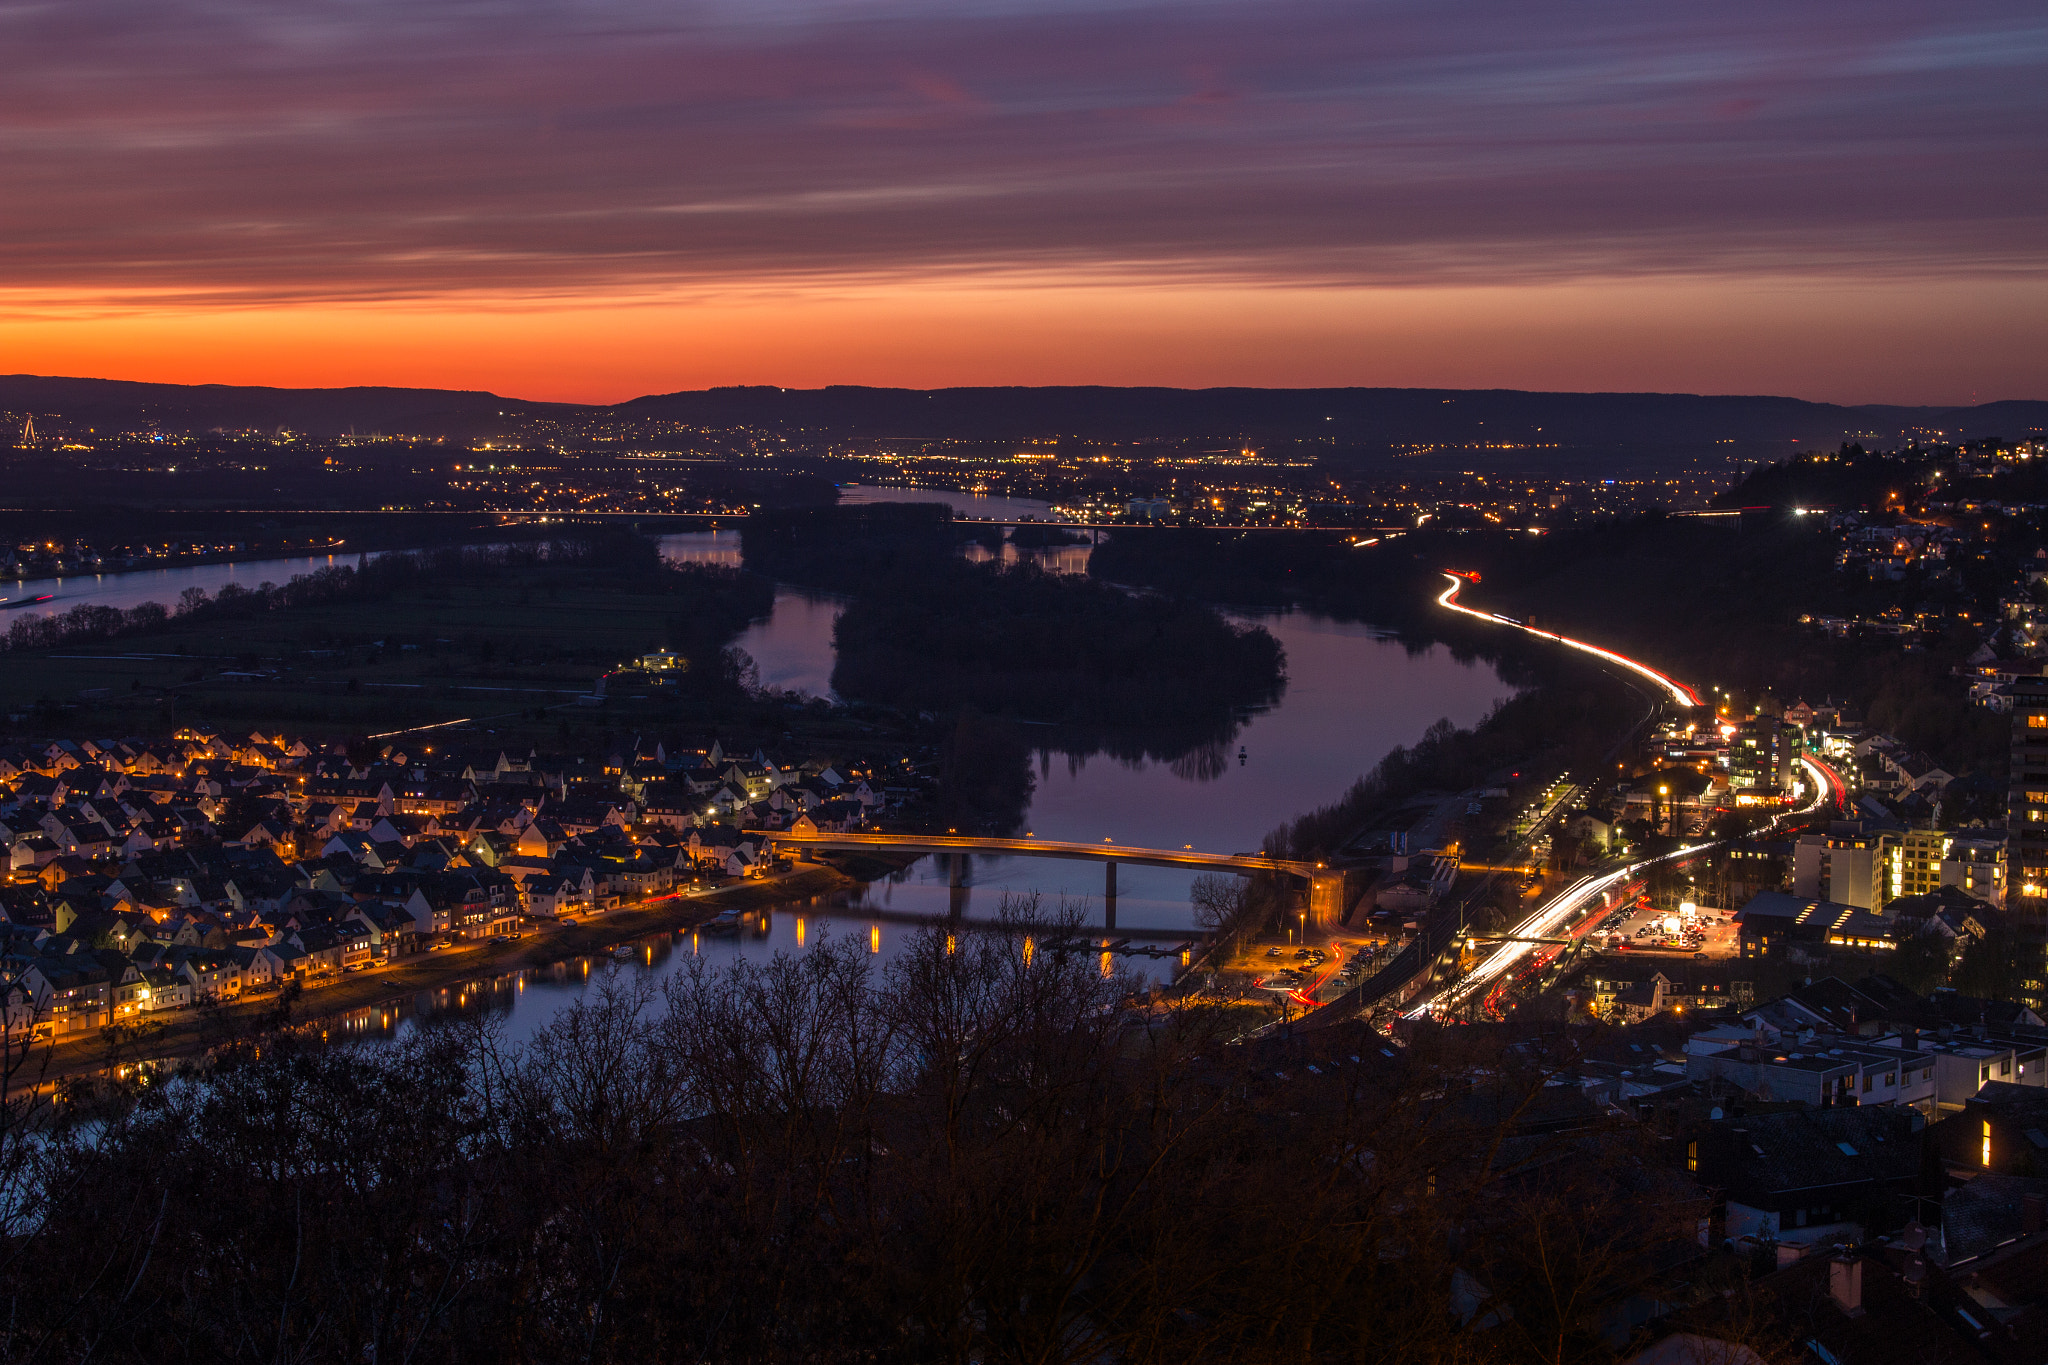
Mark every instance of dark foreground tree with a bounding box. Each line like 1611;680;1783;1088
0;907;1790;1364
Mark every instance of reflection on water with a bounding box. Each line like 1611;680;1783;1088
328;886;1191;1052
318;511;1508;1049
835;484;1064;524
3;551;374;621
1167;741;1234;783
644;527;1514;944
658;528;744;567
962;541;1095;575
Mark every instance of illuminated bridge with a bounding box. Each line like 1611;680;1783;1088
744;831;1348;927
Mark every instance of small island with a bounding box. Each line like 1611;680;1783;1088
830;559;1286;727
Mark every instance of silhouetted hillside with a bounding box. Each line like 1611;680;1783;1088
0;375;570;438
5;373;2045;462
618;384;2048;457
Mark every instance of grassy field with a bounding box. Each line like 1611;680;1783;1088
1;562;937;764
3;565;706;740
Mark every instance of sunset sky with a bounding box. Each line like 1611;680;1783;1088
3;0;2044;404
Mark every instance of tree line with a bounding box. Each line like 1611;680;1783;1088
0;904;1778;1365
3;532;771;657
742;502;1287;746
830;559;1285;728
1094;518;2012;783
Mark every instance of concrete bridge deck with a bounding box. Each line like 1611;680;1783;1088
745;831;1348;927
746;830;1316;877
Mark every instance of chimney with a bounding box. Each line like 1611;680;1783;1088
1902;1027;1919;1053
2024;1193;2046;1237
1829;1256;1864;1317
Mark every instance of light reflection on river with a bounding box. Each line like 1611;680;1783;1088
18;497;1513;1047
3;551;374;620
333;525;1511;1047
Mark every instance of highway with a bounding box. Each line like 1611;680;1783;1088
1436;573;1701;707
1404;753;1835;1019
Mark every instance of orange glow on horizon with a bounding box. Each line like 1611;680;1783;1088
2;274;2044;406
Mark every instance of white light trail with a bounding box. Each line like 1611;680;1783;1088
1437;573;1701;707
1406;734;1835;1018
1407;842;1711;1018
368;715;477;739
1404;578;1828;1018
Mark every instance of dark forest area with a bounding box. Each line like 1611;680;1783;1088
831;561;1284;728
745;501;1286;730
4;532;772;664
0;915;1786;1365
1093;517;2010;781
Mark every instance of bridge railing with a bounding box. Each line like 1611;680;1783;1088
746;831;1319;878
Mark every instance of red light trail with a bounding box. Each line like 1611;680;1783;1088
1436;572;1702;707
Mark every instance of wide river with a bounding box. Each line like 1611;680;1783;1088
16;487;1514;1046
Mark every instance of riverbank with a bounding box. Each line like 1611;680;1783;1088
31;863;858;1089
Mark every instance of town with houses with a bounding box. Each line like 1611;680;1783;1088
6;436;2048;1356
0;729;898;1041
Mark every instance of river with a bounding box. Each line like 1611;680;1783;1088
17;488;1514;1046
4;550;374;619
358;492;1510;1045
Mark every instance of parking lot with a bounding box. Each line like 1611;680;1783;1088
1588;898;1740;960
1228;935;1406;1002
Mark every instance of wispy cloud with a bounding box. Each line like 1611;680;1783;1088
1;0;2044;305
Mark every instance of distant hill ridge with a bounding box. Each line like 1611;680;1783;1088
3;374;2043;455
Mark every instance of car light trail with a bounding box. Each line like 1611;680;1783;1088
1400;593;1828;1021
1406;844;1712;1018
1800;754;1847;815
1437;573;1701;707
1406;744;1832;1019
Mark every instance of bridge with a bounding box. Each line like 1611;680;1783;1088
744;831;1348;928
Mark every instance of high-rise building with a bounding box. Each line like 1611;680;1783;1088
2003;677;2048;1007
1790;829;1899;910
1897;828;1949;900
1829;831;1897;911
1728;718;1802;793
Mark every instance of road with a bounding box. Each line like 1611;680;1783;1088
1437;573;1702;707
1405;753;1834;1018
1803;754;1850;816
1436;775;1580;929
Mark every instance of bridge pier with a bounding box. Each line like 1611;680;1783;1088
1308;871;1346;929
747;835;1325;930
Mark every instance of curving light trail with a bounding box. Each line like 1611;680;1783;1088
1437;573;1702;707
1402;628;1833;1021
1405;844;1713;1018
1801;754;1848;815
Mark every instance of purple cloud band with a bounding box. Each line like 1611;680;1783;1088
2;0;2044;302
